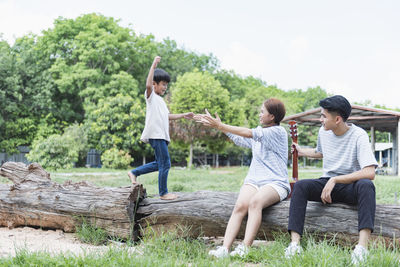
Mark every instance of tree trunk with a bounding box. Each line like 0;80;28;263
142;155;146;165
1;162;399;245
136;191;400;245
216;154;219;168
188;143;193;169
0;162;146;240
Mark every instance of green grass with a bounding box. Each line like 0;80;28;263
0;229;399;266
75;218;109;246
46;166;400;204
1;166;399;265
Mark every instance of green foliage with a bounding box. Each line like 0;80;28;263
214;69;265;101
156;38;219;85
170;71;230;137
27;134;77;169
101;147;133;169
27;124;88;169
0;36;53;153
2;12;395;167
242;84;286;128
86;94;145;154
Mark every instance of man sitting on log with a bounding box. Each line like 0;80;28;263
285;95;378;265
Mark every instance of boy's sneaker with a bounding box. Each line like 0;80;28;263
209;246;229;258
284;242;302;258
351;245;368;265
230;243;249;257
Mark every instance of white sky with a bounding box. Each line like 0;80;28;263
1;0;399;109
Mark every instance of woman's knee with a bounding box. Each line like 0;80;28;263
248;197;264;211
233;201;249;215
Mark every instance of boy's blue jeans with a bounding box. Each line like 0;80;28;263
130;139;171;196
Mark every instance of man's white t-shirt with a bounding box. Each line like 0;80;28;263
140;88;170;143
316;124;378;177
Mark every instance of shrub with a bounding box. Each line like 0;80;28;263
27;134;77;169
101;147;133;169
27;124;89;170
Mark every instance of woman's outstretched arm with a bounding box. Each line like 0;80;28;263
194;109;252;138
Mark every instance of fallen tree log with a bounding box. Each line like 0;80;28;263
136;191;400;244
0;162;146;239
1;162;399;245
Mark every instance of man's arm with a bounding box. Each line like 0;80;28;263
292;142;323;158
146;56;161;98
169;112;194;120
321;165;376;204
330;165;376;183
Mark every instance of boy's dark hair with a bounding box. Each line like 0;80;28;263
264;98;286;124
153;68;170;83
319;95;352;121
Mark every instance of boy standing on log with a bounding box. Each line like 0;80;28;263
285;95;377;265
128;56;193;200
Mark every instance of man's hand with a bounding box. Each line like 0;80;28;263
291;142;305;157
321;177;336;204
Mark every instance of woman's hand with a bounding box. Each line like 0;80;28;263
194;109;223;130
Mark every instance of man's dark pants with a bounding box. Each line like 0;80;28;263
288;177;376;235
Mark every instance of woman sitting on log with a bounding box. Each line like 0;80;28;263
194;98;290;258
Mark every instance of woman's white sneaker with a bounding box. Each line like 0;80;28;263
209;246;229;258
230;243;249;257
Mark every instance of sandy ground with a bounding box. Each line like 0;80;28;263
0;227;139;258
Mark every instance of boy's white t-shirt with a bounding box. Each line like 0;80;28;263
140;88;170;143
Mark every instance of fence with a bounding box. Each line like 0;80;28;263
86;149;101;168
0;146;30;166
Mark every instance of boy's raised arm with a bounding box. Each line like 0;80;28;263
146;56;161;98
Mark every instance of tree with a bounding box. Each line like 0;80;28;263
169;70;231;167
0;36;55;153
85;94;146;156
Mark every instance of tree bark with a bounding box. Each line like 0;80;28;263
136;191;400;245
188;143;193;169
1;162;399;245
0;162;146;240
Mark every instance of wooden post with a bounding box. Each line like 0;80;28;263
397;120;400;176
370;126;375;152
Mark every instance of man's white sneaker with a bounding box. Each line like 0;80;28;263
230;243;249;257
351;245;368;265
284;242;302;258
209;246;229;258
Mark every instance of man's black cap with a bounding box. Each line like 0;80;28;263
319;95;352;121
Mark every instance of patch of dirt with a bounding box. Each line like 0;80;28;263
0;227;139;258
